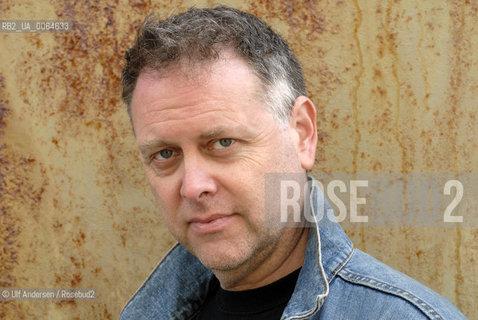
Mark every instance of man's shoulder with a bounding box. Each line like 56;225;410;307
320;248;467;320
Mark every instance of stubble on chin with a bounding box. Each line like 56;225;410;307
195;226;285;287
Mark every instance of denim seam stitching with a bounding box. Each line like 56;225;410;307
328;247;355;283
339;269;443;320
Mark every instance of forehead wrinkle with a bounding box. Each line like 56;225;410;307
199;124;250;140
139;105;234;132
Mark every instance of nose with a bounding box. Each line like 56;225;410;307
180;155;218;201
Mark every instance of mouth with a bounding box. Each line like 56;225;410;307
189;214;236;234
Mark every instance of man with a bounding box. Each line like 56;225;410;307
120;6;466;319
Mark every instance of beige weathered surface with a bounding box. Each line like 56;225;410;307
0;0;476;319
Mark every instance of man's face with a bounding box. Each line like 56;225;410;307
130;54;308;276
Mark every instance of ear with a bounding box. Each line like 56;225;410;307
289;96;318;170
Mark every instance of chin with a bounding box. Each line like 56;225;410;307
197;249;248;271
189;240;251;271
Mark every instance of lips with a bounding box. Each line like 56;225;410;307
189;214;235;234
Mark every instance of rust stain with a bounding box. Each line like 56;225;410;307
0;76;19;290
248;0;329;45
384;0;408;173
376;86;387;96
70;273;82;286
447;1;464;172
128;0;151;12
73;231;86;247
351;0;365;249
303;1;327;41
416;7;432;113
352;0;363;174
103;304;113;320
55;300;77;307
382;2;412;228
0;101;8;137
373;68;382;79
317;131;328;143
0;75;19;319
448;1;466;307
39;0;127;133
455;226;463;307
415;249;423;259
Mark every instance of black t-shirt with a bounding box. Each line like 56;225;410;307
197;268;301;320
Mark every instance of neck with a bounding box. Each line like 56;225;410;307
213;227;309;291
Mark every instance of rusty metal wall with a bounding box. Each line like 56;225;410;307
0;0;476;319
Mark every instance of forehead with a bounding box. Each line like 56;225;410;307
130;54;270;141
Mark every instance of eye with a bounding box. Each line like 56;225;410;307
154;149;174;160
213;138;235;149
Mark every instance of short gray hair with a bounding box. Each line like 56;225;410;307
122;6;306;126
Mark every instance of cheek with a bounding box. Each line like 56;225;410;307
147;175;179;212
147;179;186;237
229;176;266;220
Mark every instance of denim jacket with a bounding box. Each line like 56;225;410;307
120;180;467;320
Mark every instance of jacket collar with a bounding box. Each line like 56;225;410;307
281;179;354;319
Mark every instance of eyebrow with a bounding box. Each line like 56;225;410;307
199;127;230;140
138;124;249;158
